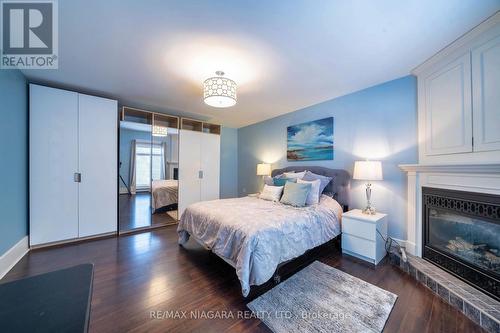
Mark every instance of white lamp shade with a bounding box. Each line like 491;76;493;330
256;163;272;176
203;74;237;108
353;161;383;181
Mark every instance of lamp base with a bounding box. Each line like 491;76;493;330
362;206;377;215
362;183;377;214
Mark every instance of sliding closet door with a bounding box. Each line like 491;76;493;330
30;85;79;246
78;94;118;237
178;129;202;216
200;133;220;201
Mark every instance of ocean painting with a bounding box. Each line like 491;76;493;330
287;117;334;161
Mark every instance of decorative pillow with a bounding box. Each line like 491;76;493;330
280;181;312;207
297;178;321;205
259;184;284;202
283;171;306;179
263;176;274;186
303;170;333;194
273;177;297;186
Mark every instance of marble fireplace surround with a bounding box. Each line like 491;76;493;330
398;163;500;257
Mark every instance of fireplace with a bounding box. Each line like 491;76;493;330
422;187;500;301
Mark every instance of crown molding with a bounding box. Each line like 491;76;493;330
412;11;500;75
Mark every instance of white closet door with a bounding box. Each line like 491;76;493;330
30;85;79;246
200;133;220;201
78;94;118;237
178;129;202;217
472;34;500;152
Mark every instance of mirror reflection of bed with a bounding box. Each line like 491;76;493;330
118;107;179;233
151;122;179;223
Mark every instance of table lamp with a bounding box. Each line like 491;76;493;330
256;163;271;179
353;160;383;214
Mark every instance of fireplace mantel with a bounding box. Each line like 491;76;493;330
399;163;500;174
398;163;500;257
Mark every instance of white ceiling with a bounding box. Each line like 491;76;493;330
22;1;499;128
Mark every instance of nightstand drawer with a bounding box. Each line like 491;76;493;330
342;233;375;259
343;217;376;241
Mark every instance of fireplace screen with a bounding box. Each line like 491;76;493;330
428;208;500;275
422;187;500;301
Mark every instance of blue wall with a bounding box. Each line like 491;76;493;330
220;127;238;198
238;76;417;240
0;70;28;256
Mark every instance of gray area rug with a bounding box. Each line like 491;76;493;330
247;261;397;333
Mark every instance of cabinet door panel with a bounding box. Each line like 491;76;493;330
201;133;220;201
30;85;79;245
178;130;202;216
472;34;500;152
424;53;472;155
78;94;118;237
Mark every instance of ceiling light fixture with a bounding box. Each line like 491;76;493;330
152;125;168;137
203;71;237;108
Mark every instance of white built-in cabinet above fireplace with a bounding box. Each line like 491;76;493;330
413;12;500;164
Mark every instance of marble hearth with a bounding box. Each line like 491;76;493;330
389;251;500;333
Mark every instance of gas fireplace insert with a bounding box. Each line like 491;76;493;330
422;187;500;301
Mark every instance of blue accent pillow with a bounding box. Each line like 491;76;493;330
273;177;297;186
280;181;312;207
302;171;333;194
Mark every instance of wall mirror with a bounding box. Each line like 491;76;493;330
151;114;179;223
118;107;179;234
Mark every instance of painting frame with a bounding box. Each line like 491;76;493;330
287;117;334;161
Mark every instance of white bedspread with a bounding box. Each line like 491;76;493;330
152;179;178;211
177;195;342;296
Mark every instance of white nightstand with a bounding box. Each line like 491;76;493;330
341;209;388;265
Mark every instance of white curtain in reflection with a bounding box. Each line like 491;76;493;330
129;139;137;194
162;141;168;179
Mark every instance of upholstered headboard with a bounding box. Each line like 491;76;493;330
271;166;351;210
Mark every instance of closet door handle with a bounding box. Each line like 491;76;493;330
74;173;81;183
198;170;203;179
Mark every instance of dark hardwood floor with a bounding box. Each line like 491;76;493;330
119;193;177;232
2;226;484;333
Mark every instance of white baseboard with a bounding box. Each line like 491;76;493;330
389;237;407;250
391;237;406;247
388;237;418;256
0;236;29;280
405;240;417;256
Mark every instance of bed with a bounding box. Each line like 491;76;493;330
177;167;351;297
151;179;178;212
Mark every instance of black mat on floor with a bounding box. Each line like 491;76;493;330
0;263;94;333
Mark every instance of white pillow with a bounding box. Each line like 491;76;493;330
259;184;284;202
283;171;306;179
297;178;321;205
